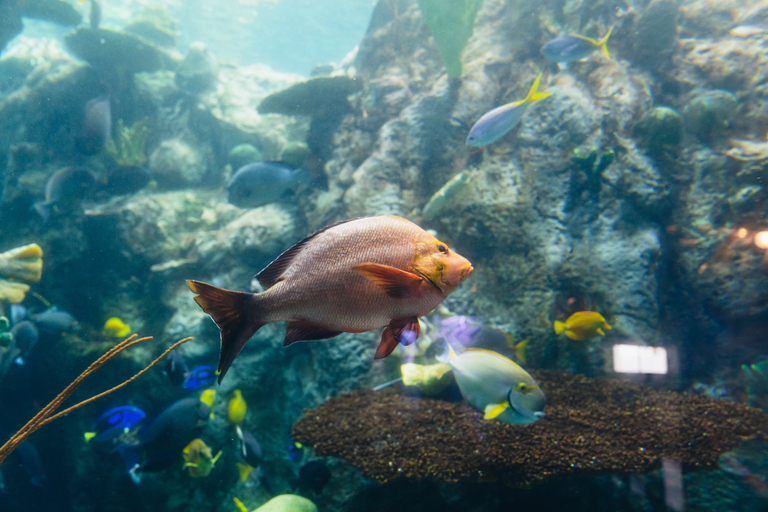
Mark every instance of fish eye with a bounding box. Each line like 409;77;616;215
516;383;528;392
437;243;448;253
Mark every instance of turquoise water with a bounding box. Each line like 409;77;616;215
1;0;768;511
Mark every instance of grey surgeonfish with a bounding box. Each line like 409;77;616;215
75;93;111;155
438;342;546;424
227;161;310;208
33;167;95;221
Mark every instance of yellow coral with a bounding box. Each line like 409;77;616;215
0;243;43;283
401;362;452;396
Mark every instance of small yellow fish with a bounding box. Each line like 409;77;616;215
233;497;248;512
504;334;529;364
102;317;130;337
227;389;247;425
182;439;222;478
237;462;253;482
554;311;612;341
200;389;216;408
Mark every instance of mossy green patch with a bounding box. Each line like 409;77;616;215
417;0;482;78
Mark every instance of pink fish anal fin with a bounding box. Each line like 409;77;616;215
375;317;420;359
284;321;342;346
352;263;424;299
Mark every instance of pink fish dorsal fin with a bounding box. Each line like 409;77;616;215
284;321;342;346
256;218;360;288
352;263;424;299
375;317;420;359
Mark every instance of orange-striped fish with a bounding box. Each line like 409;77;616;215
188;216;473;382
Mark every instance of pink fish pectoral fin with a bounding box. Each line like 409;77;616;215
374;317;420;359
352;263;423;299
284;321;342;346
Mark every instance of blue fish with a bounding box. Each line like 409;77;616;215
227;161;310;208
85;406;146;443
467;73;552;147
32;306;79;335
288;439;307;463
541;28;612;66
183;365;217;390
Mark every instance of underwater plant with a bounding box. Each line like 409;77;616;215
417;0;483;78
104;118;150;167
0;335;193;464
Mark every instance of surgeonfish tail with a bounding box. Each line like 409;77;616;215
84;432;96;443
553;320;566;335
597;27;612;59
237;463;253;482
436;340;458;364
186;280;263;383
524;73;553;104
515;339;529;364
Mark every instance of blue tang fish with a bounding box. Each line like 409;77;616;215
466;73;552;147
541;27;612;65
227;161;310;208
85;406;146;443
183;365;217;390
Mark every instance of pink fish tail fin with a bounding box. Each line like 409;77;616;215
597;27;612;59
187;280;263;383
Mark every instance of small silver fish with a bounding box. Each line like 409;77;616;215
730;25;768;37
466;74;552;147
438;343;545;424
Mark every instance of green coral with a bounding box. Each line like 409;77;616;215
105;118;150;167
417;0;483;78
0;316;11;348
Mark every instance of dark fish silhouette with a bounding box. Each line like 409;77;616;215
33;167;95;221
75;93;111;155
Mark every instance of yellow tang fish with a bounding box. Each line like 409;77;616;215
200;389;216;408
438;343;546;424
188;216;473;383
182;438;221;478
102;317;130;337
554;311;612;341
227;389;247;425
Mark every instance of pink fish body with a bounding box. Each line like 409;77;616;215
188;215;473;382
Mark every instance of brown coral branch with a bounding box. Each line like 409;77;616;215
0;335;194;464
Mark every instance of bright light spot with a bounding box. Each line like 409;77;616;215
737;227;749;239
755;231;768;249
613;344;668;374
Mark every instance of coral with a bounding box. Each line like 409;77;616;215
279;142;311;168
124;7;177;48
252;494;318;512
629;0;679;72
147;139;206;188
104;118;150;167
175;42;219;94
632;107;684;155
293;370;768;486
0;243;43;304
230;144;263;171
64;27;175;75
683;90;738;142
416;0;482;78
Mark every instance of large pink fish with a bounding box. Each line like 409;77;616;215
188;216;473;382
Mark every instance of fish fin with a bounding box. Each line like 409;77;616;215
352;263;423;299
33;202;51;223
523;73;553;103
515;339;529;364
84;432;96;443
187;280;263;383
604;322;612;331
234;497;248;512
557;61;569;71
375;317;420;359
483;402;509;420
284;321;342;346
553;321;566;335
596;27;612;59
565;330;582;340
237;463;253;482
596;328;605;336
256;218;361;288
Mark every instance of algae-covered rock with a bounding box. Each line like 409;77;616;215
632;106;684;154
229;143;263;170
148;138;206;188
683;90;738;142
630;0;679;71
64;27;176;74
175;41;219;94
278;142;311;168
124;7;177;48
253;494;318;512
416;0;482;78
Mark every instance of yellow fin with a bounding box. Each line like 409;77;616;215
553;320;566;335
237;462;253;482
233;497;248;512
483;402;509;420
596;328;605;336
515;339;529;364
522;73;553;104
596;27;612;59
84;432;96;443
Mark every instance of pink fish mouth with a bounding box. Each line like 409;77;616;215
462;262;474;281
